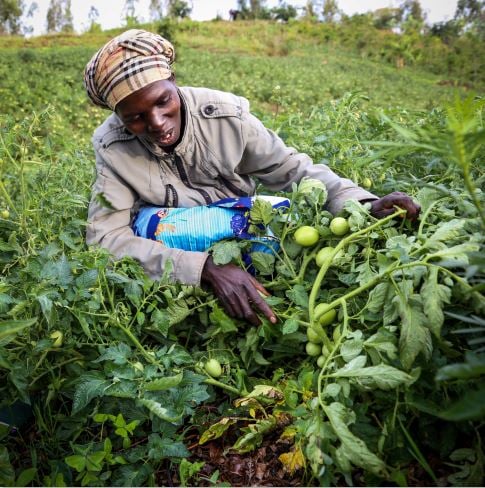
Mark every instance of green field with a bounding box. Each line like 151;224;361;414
0;20;484;487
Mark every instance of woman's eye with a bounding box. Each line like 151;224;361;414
158;96;170;105
127;114;141;123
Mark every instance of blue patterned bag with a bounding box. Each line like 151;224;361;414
132;196;289;254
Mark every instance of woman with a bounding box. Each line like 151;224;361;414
84;29;420;326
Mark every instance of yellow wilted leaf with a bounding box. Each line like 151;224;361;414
278;445;306;474
279;426;297;441
199;417;237;445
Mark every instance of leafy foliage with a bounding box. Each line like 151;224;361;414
0;23;484;488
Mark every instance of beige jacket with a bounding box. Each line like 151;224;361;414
87;86;377;285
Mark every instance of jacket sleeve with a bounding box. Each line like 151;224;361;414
237;111;378;215
86;147;209;285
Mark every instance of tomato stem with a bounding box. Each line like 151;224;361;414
204;377;242;396
308;209;405;324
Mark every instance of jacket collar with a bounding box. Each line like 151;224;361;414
136;87;195;165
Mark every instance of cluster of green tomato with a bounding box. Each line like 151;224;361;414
294;216;351;364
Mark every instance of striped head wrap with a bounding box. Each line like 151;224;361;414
84;29;175;110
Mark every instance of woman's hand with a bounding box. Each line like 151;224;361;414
201;256;277;326
369;192;421;221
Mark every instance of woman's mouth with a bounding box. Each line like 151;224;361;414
153;128;175;146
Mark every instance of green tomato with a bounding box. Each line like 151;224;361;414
205;358;222;378
50;330;63;348
294;226;319;247
333;326;342;342
329;217;350;236
362;177;373;189
315;246;334;267
314;303;337;326
306;342;321;357
307;327;322;344
1;210;9;219
317;354;326;368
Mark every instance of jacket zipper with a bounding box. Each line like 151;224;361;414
165;184;178;207
174;155;212;205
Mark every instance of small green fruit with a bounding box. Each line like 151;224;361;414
294;226;319;247
315;246;335;267
307;327;322;344
362;177;373;189
317;355;326;368
306;342;321;357
329;217;350;236
314;303;337;326
205;359;222;378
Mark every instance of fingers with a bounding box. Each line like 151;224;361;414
370;192;421;221
246;284;277;324
207;265;277;325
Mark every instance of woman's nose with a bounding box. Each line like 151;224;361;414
147;108;165;131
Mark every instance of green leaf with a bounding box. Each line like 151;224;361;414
436;353;485;381
111;464;152;487
424;219;466;249
286;284;308;309
37;294;54;325
0;445;14;486
144;372;184;392
72;374;110;414
95;343;132;365
367;282;392;314
323;402;387;477
336;355;367;373
167;300;191;326
71;311;93;340
427;243;479;264
150;309;170;337
0;318;36;341
211;241;242;265
65;454;86;473
421;267;451;338
179;459;205;487
138;399;182;423
199;418;238;445
209;305;238;333
147;433;190;460
250;251;275;275
395;294;432;370
364;328;397;361
40;254;73;287
340;338;364;362
282;318;299;335
331;364;414;390
249;198;274;226
86;451;105;472
438;385;485;421
16;467;37;487
75;269;99;289
355;260;377;286
104;380;137;399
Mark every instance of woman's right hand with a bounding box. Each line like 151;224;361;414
201;256;277;326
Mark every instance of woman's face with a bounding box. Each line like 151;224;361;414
116;79;182;150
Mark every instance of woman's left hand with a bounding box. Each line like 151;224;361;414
369;192;421;221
